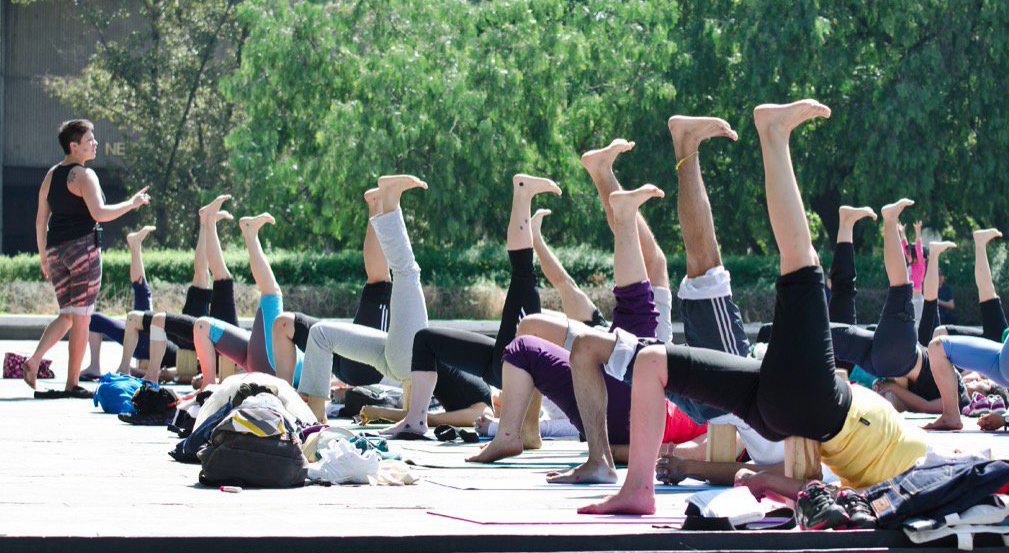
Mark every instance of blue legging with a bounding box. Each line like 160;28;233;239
938;335;1009;388
207;293;303;382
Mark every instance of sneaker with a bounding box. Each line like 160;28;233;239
962;392;991;417
836;488;877;529
796;481;848;530
988;394;1006;415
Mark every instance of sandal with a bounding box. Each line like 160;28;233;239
66;385;94;399
33;389;68;399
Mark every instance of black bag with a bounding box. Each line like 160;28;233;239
197;406;308;488
338;385;395;417
132;381;178;416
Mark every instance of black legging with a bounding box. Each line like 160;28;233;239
660;266;851;442
291;281;392;387
410;248;540;403
142;279;236;350
943;298;1009;343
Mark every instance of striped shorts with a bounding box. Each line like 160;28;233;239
47;233;102;315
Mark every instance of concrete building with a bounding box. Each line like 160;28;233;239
2;0;135;254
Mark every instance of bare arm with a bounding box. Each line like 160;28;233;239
74;167;149;222
35;169;54;278
880;381;942;413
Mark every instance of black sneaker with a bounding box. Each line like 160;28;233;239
796;481;848;530
836;488;877;529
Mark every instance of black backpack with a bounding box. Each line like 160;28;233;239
197;406;308;488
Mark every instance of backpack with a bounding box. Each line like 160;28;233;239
93;373;143;414
197;405;308;488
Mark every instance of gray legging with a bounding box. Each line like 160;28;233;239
298;208;428;397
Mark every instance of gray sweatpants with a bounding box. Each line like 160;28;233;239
298;208;428;396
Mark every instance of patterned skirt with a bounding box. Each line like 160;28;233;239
47;233;102;315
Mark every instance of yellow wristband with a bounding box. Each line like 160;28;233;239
676;150;699;171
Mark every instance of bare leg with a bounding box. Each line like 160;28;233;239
116;312;144;374
880;199;915;286
581;139;669;288
379;370;437;436
127;226;156;283
837;206;877;245
82;331;103;377
924;242;957;301
515;314;570;345
272;313;298;384
753;100;831;274
191;215;211;289
362;402;492;428
23;314;73;389
363;187;391;283
531;209;596;321
142;312;169;382
193;317;218;391
239;213;280;294
973;229;1002;302
376;174;427;214
508;173;560;251
63;314;90;390
668;116;738;277
578;346;668;514
467;362;536;462
198;195;234;281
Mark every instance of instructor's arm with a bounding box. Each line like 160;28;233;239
74;166;150;222
35;169;54;279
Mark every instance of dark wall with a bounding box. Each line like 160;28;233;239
3;166;130;254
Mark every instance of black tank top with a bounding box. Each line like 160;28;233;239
47;163;100;247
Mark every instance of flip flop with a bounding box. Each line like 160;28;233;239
34;389;69;399
79;373;102;382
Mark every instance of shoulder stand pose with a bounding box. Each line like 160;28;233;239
298;175;429;422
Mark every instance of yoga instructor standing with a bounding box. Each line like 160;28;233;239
23;119;150;396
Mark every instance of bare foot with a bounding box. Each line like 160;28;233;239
668;116;738;155
215;210;234;222
577;487;656;515
378;416;428;437
377;174;427;212
753;100;831;137
608;185;665;221
22;357;39;389
530;209;551;239
881;198;915;222
239;213;276;235
974;228;1003;245
929;241;957;256
513;174;562;198
546;460;618;484
580;139;635;174
126;226;157;248
978;411;1005;431
199;195;232;223
466;432;524;463
364;187;383;215
923;414;964;431
839;206;877;225
474;414;495;436
521;423;543;450
79;364;102;380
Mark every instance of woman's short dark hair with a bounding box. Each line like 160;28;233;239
58;119;94;154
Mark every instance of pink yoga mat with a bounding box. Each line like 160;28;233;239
428;510;687;525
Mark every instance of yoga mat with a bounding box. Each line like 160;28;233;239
426;479;725;493
428;510;688;525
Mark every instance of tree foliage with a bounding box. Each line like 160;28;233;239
42;0;248;246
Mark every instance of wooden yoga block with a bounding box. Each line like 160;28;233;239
175;349;199;377
217;355;240;381
784;436;823;482
705;424;739;462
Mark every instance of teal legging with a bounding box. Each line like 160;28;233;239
208;293;304;383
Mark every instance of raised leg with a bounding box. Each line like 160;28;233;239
974;229;1002;302
127;226;156;284
752;100;831;274
508;174;560;251
191;213;211;289
198;195;234;281
668;116;738;277
531;209;597;321
879;199;915;286
837;206;877;245
239;214;281;295
363;187;391;283
924;242;956;301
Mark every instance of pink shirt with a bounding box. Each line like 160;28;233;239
902;238;925;292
